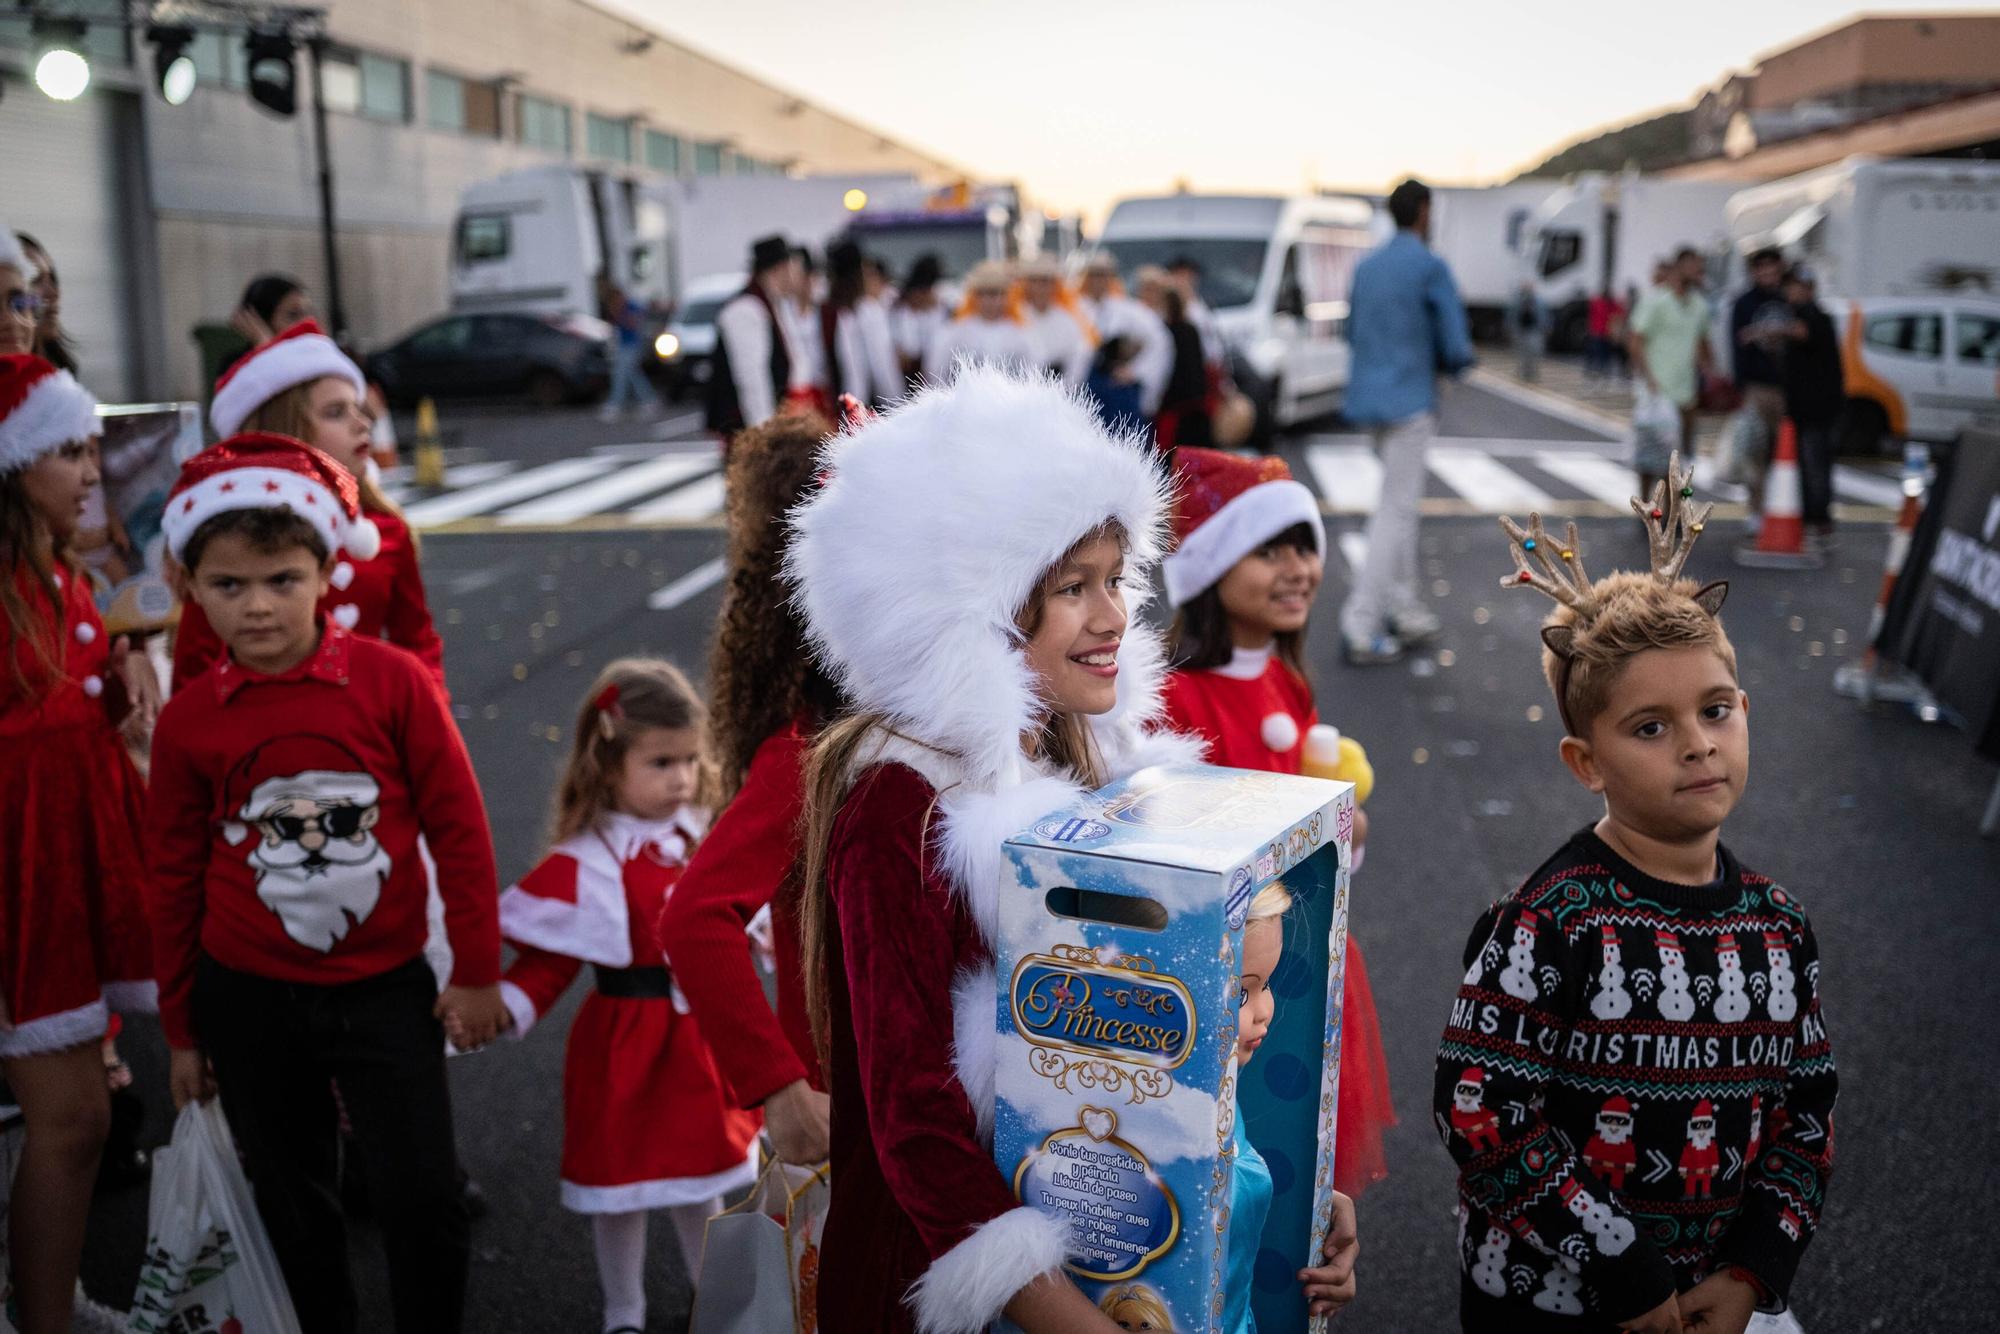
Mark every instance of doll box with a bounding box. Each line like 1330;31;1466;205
993;763;1353;1334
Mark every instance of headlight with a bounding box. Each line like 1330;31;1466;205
654;332;681;360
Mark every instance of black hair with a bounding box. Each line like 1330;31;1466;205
181;507;330;575
1167;521;1319;675
1165;254;1202;276
1749;247;1784;269
240;274;306;326
13;232;77;373
1092;333;1140;374
792;246;816;275
826;241;864;309
1388;179;1431;229
861;254;889;280
904;254;942;292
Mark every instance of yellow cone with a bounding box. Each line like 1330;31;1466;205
413;397;445;489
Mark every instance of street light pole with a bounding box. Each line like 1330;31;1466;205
304;34;347;340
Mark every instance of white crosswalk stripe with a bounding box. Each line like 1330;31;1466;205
499;454;714;525
630;472;727;520
1302;441;1383;512
1426;447;1556;510
402;458;620;526
1533;452;1642;508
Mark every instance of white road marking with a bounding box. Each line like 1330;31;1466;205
1533;452;1643;508
629;472;727;520
1464;366;1625;438
499;455;714;524
648;557;728;610
1428;447;1556;511
1832;465;1905;508
1337;531;1369;573
1303;442;1383;512
402;457;618;526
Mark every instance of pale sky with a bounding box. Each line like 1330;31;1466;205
608;2;1988;218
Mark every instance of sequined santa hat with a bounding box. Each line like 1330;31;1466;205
0;353;99;476
209;319;366;439
1162;446;1324;606
162;432;381;563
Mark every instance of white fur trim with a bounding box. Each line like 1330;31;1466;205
102;979;159;1014
498;835;633;968
498;979;540;1039
787;364;1172;790
0;368;98;475
209;332;365;438
1163;477;1324;606
0;997;108;1058
559;1144;759;1213
936;775;1087;946
951;963;999;1144
907;1205;1071;1334
161;465;352;562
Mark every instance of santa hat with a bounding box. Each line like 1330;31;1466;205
1458;1067;1484;1087
1689;1098;1715;1121
1600;1094;1633;1117
162;433;382;564
1162;447;1324;606
786;363;1171;786
209;319;365;439
0;355;98;475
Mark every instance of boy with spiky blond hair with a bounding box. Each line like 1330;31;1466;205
1434;455;1838;1333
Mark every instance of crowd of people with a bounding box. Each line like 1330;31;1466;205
3;187;1838;1334
703;233;1239;452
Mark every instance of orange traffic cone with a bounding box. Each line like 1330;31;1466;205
1833;465;1930;703
1734;418;1824;569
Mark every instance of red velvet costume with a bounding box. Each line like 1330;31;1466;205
0;564;155;1055
172;508;444;695
499;810;760;1210
1163;648;1396;1196
658;720;822;1106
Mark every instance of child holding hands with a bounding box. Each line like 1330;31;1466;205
144;434;504;1334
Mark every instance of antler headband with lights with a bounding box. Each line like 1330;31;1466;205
1498;451;1729;735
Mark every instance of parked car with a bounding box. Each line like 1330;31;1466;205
366;311;612;408
1837;294;2000;453
652;272;744;401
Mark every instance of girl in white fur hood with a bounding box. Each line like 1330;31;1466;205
783;365;1358;1333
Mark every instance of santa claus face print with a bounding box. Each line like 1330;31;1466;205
1021;529;1128;719
613;724;702;821
1687;1111;1716;1148
182;530;332;674
302;375;373;479
1216;526;1323;641
232;766;389;952
18;436;100;543
1564;646;1749;845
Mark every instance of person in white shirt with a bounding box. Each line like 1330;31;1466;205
890;253;948;386
1078;253;1173;417
1017;256;1094;386
923;261;1037;384
785;245;828;408
706;235;808;435
821;241;907;409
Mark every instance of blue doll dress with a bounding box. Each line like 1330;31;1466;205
1221;1112;1274;1334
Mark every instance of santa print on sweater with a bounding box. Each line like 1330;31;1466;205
1434;827;1837;1322
144;625;500;1049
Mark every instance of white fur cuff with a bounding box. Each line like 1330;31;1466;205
907;1205;1071;1334
498;980;539;1039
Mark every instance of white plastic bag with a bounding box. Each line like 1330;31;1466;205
1630;385;1681;477
126;1101;304;1334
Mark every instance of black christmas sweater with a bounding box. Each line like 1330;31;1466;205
1433;827;1836;1325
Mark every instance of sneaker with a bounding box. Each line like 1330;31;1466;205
1390;608;1443;647
1342;633;1405;666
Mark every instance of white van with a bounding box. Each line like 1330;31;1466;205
1095;193;1381;436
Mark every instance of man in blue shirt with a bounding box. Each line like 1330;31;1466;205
1338;178;1475;663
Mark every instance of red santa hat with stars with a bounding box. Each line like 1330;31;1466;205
1162;446;1324;607
209;319;366;439
0;354;99;475
162;433;381;563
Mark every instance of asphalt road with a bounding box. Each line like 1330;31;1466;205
80;376;2000;1332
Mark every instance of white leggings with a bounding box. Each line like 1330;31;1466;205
591;1198;724;1333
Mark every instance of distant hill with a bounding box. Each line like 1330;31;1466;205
1513;108;1694;179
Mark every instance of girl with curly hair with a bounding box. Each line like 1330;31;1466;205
659;413;843;1166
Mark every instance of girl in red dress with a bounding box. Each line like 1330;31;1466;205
1158;446;1395;1197
495;658;760;1334
660;412;841;1166
786;368;1356;1333
172;320;443;694
0;354;156;1334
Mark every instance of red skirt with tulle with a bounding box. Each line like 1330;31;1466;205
1335;938;1395;1197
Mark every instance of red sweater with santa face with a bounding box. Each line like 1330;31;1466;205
145;625;500;1048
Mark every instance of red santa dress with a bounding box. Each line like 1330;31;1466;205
499;808;762;1212
171;507;444;696
1162;646;1395;1196
1;563;156;1056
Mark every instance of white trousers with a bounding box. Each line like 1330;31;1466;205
1339;410;1437;641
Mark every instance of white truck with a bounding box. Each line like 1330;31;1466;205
1519;173;1742;349
448;166;921;319
1426;180;1565;341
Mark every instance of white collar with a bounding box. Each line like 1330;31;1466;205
597;807;705;862
1214;643;1274;681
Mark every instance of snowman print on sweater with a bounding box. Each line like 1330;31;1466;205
1560;1176;1635;1256
1589;922;1632;1020
1653;929;1695;1021
1532;1267;1586;1316
1468;1223;1511;1298
1764;930;1798;1021
1500;910;1543;1002
1712;932;1751;1022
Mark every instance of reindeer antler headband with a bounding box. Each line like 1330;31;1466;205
1498;451;1728;734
